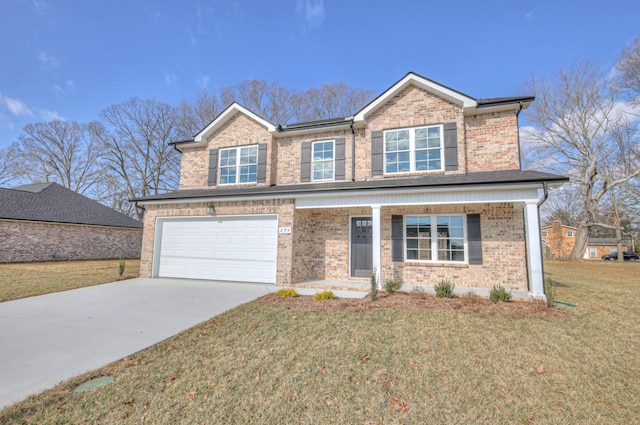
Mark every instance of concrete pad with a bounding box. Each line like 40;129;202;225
0;278;270;409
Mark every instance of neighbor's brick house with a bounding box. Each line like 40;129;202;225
133;72;567;298
540;220;629;260
0;183;142;262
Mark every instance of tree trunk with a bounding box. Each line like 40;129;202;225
616;226;624;261
569;220;590;260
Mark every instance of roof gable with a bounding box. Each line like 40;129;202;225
354;72;476;123
0;183;143;228
193;102;276;144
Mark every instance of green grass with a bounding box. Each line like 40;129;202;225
1;260;639;423
0;259;140;302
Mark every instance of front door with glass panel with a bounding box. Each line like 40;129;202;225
351;217;373;278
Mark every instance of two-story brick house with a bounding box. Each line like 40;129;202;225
133;72;567;299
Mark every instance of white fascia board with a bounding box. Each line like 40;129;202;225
272;121;352;138
354;73;476;122
194;103;276;142
463;100;533;116
136;182;542;208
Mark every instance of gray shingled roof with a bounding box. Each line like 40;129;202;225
0;183;143;229
132;170;568;203
588;238;629;246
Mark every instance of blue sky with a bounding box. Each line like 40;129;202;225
1;0;639;149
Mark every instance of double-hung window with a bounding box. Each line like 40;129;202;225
312;140;334;181
405;215;465;262
384;125;443;174
219;145;258;185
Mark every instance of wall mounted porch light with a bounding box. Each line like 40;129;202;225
206;205;215;215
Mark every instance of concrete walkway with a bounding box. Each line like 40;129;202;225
0;278;271;409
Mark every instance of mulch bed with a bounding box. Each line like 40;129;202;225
254;291;574;320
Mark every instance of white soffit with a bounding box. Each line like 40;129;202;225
194;102;276;143
295;186;541;209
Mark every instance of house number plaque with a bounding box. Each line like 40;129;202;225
278;227;292;234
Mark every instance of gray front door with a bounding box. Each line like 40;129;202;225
351;217;373;278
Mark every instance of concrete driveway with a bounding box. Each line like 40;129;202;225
0;277;271;409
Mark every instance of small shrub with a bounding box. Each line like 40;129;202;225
434;280;455;298
384;279;402;293
275;288;298;297
314;291;336;301
545;278;556;308
370;268;378;301
489;285;512;303
118;257;126;277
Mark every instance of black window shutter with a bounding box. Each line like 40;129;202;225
392;215;404;262
371;131;384;175
444;122;458;171
207;148;218;186
257;143;267;183
300;142;311;182
467;214;483;265
335;138;345;180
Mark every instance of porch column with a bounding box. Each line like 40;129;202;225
524;200;545;299
371;204;382;288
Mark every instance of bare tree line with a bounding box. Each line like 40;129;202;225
524;37;640;259
0;80;374;219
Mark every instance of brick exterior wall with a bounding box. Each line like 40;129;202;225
0;219;142;263
465;111;521;172
179;112;274;189
540;221;576;259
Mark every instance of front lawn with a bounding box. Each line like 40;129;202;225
0;259;140;302
1;260;638;424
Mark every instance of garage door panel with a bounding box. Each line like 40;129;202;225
156;215;278;284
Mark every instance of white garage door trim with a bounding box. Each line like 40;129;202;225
152;214;278;284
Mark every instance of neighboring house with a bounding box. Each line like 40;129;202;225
0;182;143;262
133;72;567;299
540;220;628;260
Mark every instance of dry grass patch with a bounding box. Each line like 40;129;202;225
1;260;638;424
0;259;140;302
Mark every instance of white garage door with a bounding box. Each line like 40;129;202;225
154;215;278;284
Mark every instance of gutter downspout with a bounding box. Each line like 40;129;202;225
515;101;524;170
350;120;356;181
534;181;549;295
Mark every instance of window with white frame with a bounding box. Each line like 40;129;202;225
567;231;574;237
590;247;597;257
405;215;465;262
541;231;549;237
219;145;258;185
384;125;443;174
312;140;334;181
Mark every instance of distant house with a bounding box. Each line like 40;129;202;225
540;220;628;260
0;183;143;263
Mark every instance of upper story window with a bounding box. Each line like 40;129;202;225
541;231;549;237
405;214;465;263
384;125;443;174
567;231;574;237
312;140;334;181
219;145;258;185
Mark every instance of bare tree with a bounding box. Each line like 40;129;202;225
220;80;295;124
176;89;222;139
15;120;105;195
540;186;583;228
616;36;640;105
0;142;23;186
524;61;640;260
98;98;181;219
293;82;374;122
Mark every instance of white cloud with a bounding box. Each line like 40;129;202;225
0;94;34;117
38;51;59;68
164;73;177;86
32;0;49;15
196;74;210;90
296;0;326;30
52;80;76;95
39;109;64;121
